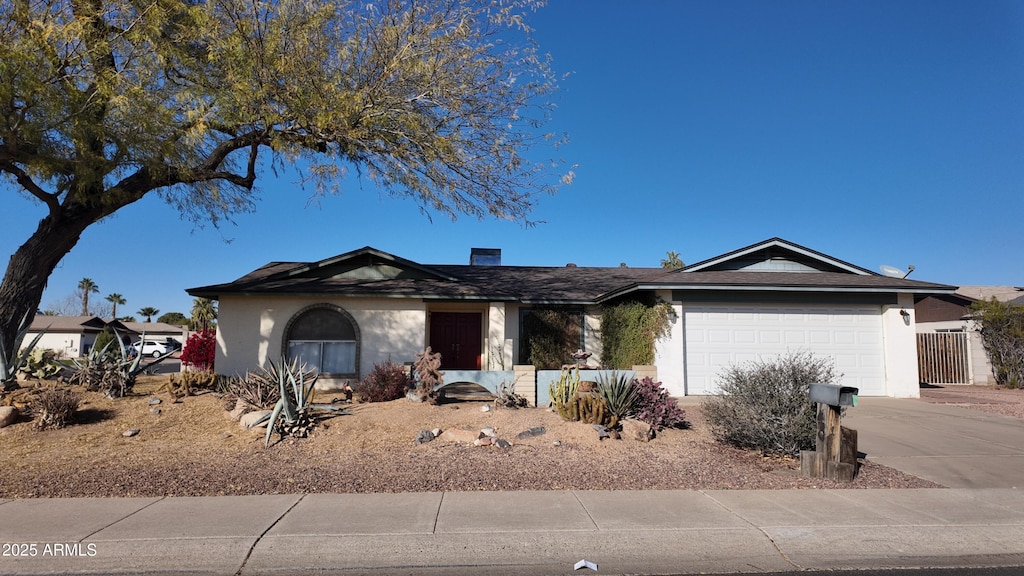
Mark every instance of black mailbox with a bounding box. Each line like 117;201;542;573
808;383;859;407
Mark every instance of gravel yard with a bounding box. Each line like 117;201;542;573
4;379;1019;498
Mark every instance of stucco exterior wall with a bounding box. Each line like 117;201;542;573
215;295;426;387
653;290;685;396
882;293;921;398
28;333;87;358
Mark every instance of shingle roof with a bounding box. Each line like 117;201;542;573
188;252;956;304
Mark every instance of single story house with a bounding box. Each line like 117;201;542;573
915;286;1023;386
26;316;186;357
188;238;956;399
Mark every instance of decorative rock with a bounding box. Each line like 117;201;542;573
228;398;250;421
481;427;497;437
150;408;161;415
440;429;482;443
240;410;272;429
622;418;654;442
516;426;546;440
415;429;435;445
495;438;512;449
592;424;610;440
431;428;442;438
480;404;491;412
148;397;161;405
406;390;423;403
473;437;492;447
0;406;18;428
122;429;140;437
553;440;561;447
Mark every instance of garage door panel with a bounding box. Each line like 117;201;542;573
685;304;885;396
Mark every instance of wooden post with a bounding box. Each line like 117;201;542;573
801;402;858;482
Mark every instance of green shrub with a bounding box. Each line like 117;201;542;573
355;359;411;402
599;300;671;369
971;299;1024;388
702;350;838;456
520;307;582;369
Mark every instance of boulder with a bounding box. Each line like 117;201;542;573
0;406;18;429
241;410;272;429
621;418;653;442
481;427;497;437
495;438;512;449
473;437;492;447
440;429;482;443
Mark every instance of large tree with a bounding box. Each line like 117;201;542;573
106;292;126;319
78;278;99;315
138;307;159;323
0;0;566;368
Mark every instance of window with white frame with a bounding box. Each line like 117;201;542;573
284;306;359;377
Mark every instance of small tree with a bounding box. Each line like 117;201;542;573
971;299;1024;388
180;329;216;372
703;350;839;457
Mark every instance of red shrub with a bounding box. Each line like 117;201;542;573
180;329;216;371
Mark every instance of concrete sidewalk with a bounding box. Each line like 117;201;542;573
2;489;1024;575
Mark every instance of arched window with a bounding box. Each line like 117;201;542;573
284;305;359;377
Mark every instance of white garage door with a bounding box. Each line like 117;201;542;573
684;304;886;396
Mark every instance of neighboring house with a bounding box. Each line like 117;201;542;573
26;317;186;357
27;316;110;357
915;286;1024;386
189;238;956;399
120;322;188;347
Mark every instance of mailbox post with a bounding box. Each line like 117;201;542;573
800;383;859;482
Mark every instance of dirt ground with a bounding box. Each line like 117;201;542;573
4;379;1018;498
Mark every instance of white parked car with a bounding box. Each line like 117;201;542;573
132;340;173;358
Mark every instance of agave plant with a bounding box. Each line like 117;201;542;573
248;357;336;448
0;312;47;391
596;371;638;422
67;328;152;397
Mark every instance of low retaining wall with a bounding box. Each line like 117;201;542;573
425;365;656;407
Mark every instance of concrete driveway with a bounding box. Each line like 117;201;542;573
844;397;1024;488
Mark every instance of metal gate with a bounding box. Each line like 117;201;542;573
917;332;972;385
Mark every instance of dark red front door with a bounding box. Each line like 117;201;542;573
429;312;482;370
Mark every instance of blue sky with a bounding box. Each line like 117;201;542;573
3;0;1022;318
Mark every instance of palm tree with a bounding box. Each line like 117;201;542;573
138;307;159;323
191;298;217;331
106;293;126;319
78;278;99;316
661;251;684;269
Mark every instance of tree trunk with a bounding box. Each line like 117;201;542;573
0;206;100;367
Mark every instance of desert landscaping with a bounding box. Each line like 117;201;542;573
7;375;1013;498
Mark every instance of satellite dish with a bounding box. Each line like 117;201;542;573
880;264;915;279
880;265;905;278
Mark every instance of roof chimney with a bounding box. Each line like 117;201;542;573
470;248;501;266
